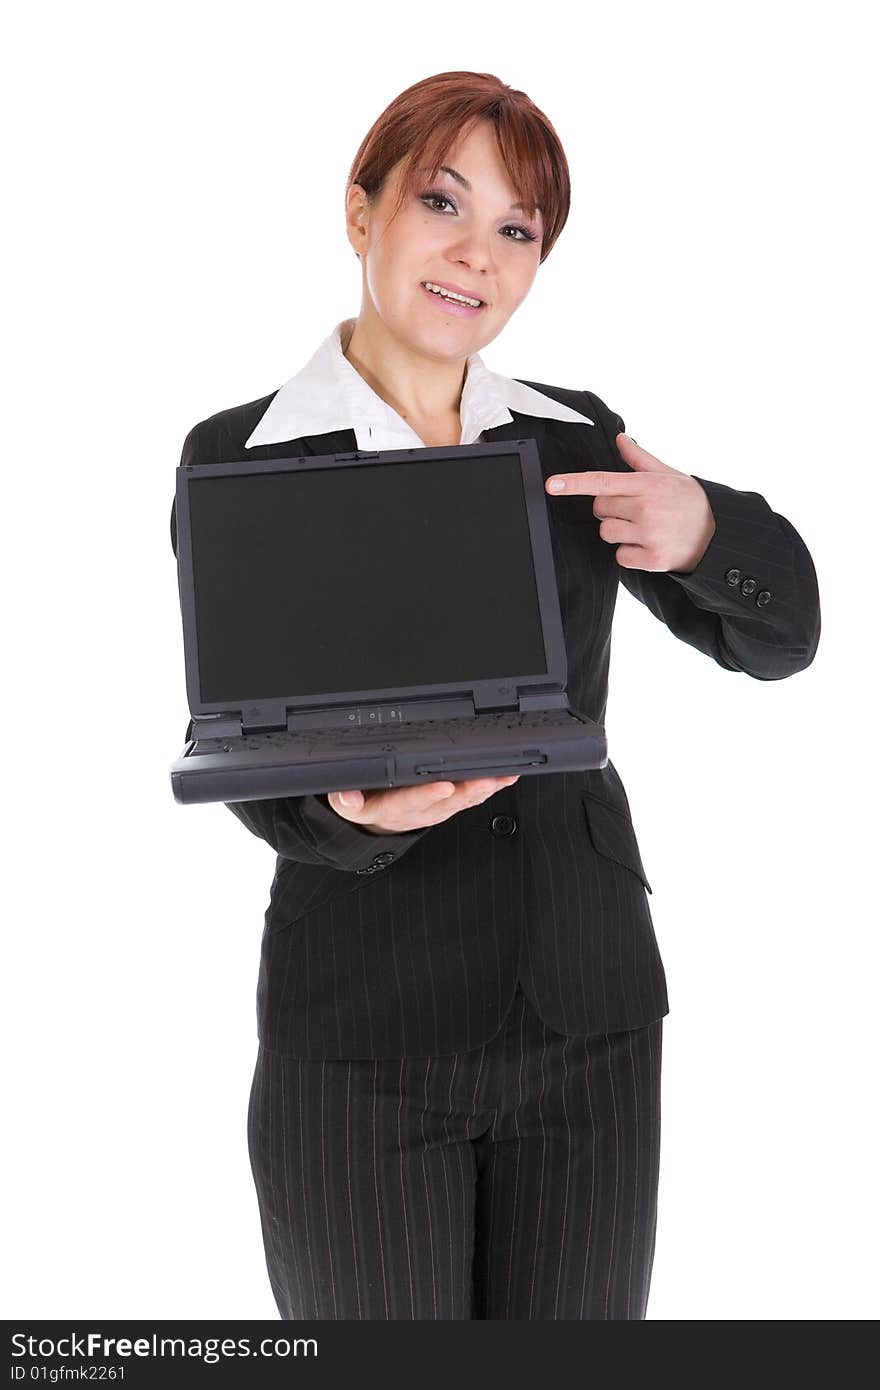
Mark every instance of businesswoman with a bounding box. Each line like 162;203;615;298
173;70;821;1319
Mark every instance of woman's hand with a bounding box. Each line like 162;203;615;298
545;433;717;574
327;777;520;835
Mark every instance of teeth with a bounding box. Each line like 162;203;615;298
423;281;483;307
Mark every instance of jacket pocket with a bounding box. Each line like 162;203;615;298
581;790;653;894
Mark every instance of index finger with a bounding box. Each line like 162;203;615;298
545;470;639;495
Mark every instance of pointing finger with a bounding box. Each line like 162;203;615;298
545;471;639;495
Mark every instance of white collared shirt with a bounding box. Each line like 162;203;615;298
244;319;594;450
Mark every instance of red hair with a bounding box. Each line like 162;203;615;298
346;71;571;264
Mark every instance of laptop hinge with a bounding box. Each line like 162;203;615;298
240;702;289;733
191;705;290;739
190;714;243;740
472;682;569;715
518;689;570;713
471;682;522;715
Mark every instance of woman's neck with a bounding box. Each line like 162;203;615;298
341;314;468;431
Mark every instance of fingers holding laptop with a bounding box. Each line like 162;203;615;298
327;777;520;835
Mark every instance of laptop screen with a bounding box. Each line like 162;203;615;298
187;452;548;705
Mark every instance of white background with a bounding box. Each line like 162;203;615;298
4;0;876;1321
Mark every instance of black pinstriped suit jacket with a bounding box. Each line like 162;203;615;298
171;384;821;1059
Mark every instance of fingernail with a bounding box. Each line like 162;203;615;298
338;791;354;805
547;479;565;492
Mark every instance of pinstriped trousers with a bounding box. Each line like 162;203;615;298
246;982;663;1320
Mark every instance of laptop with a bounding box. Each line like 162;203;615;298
169;439;607;806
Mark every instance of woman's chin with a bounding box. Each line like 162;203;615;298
399;308;489;358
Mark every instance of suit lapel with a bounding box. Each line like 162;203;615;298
477;411;554;470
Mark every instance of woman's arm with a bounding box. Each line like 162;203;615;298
584;390;821;680
222;785;431;873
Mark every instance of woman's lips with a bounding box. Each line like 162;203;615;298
419;282;486;317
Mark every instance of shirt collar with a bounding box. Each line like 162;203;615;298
244;319;594;451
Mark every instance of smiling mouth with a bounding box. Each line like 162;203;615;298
420;281;486;308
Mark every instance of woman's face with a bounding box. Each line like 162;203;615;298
346;119;544;361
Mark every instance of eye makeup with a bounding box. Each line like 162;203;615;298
418;189;540;244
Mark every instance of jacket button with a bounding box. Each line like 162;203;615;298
725;567;741;585
740;577;757;595
756;589;772;607
491;815;517;836
372;852;395;866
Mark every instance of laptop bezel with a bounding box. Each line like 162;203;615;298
174;438;569;725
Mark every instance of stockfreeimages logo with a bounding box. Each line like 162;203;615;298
10;1331;317;1365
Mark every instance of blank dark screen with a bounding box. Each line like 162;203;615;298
188;454;547;704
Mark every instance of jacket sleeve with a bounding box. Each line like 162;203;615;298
171;423;433;873
584;390;821;681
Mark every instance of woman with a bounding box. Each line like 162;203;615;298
173;71;821;1319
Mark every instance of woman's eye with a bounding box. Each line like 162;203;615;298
419;192;537;242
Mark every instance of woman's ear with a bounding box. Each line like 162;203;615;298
345;183;370;261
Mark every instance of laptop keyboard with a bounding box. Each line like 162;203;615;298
193;708;580;754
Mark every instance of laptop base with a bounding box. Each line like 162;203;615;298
171;710;607;805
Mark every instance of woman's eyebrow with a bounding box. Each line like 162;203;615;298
422;163;541;213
